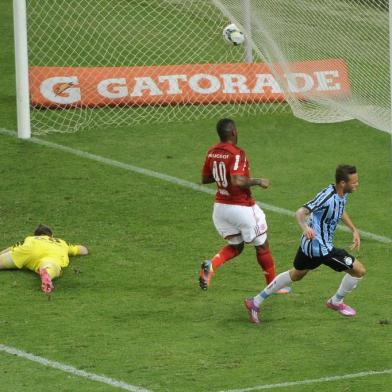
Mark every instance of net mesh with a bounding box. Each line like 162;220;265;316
27;0;284;134
26;0;390;134
214;0;390;133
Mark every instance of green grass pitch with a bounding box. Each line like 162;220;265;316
1;1;391;391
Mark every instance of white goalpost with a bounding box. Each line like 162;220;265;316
13;0;392;138
13;0;31;139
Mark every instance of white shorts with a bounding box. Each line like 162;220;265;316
212;203;268;246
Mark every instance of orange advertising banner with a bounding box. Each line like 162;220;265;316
29;60;350;108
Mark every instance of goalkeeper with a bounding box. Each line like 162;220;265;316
0;224;88;293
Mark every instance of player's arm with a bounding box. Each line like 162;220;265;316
295;207;316;239
341;211;360;250
230;151;270;189
68;244;89;256
77;245;89;255
201;174;215;184
231;175;270;189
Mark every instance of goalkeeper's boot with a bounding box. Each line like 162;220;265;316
244;298;261;324
326;299;356;317
39;268;54;294
199;260;214;290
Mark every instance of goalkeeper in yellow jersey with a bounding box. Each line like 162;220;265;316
0;224;88;293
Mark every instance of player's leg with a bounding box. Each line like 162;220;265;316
212;236;245;271
254;267;307;305
199;203;245;290
35;260;61;293
237;204;273;283
244;268;307;324
253;239;291;294
199;236;244;290
325;250;365;316
0;252;18;269
242;204;289;292
1;248;11;255
1;241;35;271
254;240;275;284
244;247;318;323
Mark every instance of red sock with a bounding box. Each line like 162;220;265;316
256;247;276;284
211;245;242;270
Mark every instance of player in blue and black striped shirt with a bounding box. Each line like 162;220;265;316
300;182;348;258
244;165;366;323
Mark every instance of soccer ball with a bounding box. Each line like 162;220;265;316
223;23;245;46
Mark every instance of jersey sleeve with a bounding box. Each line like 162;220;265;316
229;150;248;177
304;188;334;212
67;243;82;256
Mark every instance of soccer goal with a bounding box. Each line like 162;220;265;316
14;0;391;137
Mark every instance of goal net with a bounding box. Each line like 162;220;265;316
216;0;390;134
22;0;390;134
25;0;282;134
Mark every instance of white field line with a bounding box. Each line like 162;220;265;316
2;342;391;392
1;128;391;390
0;344;151;392
218;368;392;392
1;128;391;244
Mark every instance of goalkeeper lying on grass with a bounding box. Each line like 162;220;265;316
0;224;88;293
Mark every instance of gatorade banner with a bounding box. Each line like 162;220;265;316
29;60;350;108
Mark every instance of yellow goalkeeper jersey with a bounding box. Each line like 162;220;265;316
10;235;81;272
